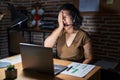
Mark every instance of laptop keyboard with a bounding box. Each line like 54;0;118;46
54;64;67;75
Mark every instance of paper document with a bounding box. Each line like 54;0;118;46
61;62;95;77
0;55;21;65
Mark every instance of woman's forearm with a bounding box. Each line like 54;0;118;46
83;42;93;64
44;27;63;48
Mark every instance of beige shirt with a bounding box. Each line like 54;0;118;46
57;29;91;62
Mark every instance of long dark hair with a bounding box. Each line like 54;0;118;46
59;3;83;30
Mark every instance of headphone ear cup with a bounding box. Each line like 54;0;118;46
73;17;75;23
73;15;76;24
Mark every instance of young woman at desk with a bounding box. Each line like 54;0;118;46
44;3;93;64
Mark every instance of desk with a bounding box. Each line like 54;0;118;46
0;55;101;80
16;28;53;42
7;27;53;55
8;27;53;43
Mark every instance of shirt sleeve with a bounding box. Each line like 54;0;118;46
82;32;91;45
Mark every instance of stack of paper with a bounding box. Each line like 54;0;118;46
61;62;95;77
0;55;21;65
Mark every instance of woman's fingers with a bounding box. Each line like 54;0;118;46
58;11;64;28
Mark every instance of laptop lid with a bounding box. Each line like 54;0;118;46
19;43;67;75
19;43;54;75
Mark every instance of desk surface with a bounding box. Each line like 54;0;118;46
0;55;101;80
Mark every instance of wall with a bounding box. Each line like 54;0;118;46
81;15;120;61
0;1;11;58
0;0;120;62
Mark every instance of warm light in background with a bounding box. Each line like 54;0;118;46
106;0;114;4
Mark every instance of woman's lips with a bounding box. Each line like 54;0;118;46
64;23;73;26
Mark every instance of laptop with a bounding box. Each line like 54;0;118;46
19;43;67;75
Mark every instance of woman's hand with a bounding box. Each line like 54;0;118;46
58;10;64;29
44;11;64;48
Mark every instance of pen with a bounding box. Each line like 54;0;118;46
66;66;73;71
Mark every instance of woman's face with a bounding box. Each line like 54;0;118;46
62;10;73;28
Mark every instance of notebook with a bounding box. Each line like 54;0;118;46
19;43;67;75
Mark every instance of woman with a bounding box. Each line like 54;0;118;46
44;3;93;64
